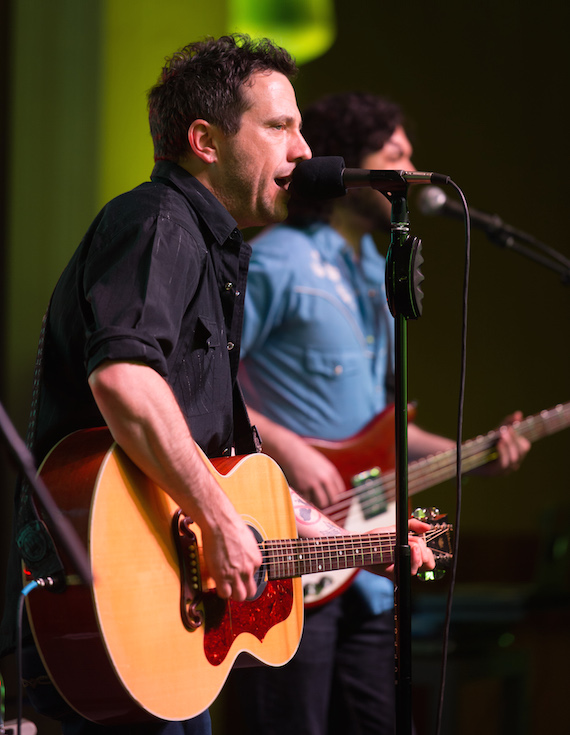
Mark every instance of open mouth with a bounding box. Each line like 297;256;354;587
275;176;291;192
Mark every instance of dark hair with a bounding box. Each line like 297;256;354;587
148;34;298;162
288;91;404;224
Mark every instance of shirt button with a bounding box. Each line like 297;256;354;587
227;342;235;351
334;364;343;375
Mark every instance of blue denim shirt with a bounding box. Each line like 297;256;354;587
240;222;395;613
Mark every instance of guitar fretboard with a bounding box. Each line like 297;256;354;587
263;534;395;579
408;401;570;493
262;526;452;580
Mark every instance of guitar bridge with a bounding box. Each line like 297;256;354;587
172;511;204;631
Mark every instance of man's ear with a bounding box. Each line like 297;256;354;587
187;119;220;164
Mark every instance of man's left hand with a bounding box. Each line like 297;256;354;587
477;411;531;475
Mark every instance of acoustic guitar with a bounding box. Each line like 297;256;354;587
26;427;452;724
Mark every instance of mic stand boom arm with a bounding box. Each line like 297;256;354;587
488;227;570;285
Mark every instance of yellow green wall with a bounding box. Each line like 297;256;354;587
99;0;227;204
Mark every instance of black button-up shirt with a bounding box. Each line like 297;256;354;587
37;160;252;461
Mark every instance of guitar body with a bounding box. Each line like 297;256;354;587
27;428;303;724
302;404;414;606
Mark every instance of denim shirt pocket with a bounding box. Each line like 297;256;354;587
304;348;361;379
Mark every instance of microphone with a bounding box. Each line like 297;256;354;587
291;156;450;200
417;186;507;236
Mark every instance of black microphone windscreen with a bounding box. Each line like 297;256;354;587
291;156;347;200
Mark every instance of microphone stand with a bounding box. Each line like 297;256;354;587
486;227;570;285
385;185;425;735
420;189;570;284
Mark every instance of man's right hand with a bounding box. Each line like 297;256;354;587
199;493;263;601
245;406;345;509
278;438;345;509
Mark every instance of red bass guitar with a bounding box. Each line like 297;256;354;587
302;401;569;606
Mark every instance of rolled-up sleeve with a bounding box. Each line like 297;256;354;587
82;212;202;378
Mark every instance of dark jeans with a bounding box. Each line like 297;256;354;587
227;590;399;735
21;643;211;735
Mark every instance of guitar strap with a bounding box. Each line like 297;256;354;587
15;305;66;586
232;380;262;455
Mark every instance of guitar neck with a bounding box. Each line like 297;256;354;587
409;401;570;495
262;526;450;580
262;533;395;580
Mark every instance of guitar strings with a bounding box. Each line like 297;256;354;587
258;527;451;574
323;443;493;522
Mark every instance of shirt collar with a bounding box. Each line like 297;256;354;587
150;160;240;247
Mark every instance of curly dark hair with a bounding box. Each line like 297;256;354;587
148;34;298;162
288;91;404;224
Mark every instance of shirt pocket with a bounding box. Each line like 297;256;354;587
180;315;231;417
195;315;221;351
304;348;362;379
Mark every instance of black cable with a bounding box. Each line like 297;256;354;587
434;181;470;735
15;581;39;735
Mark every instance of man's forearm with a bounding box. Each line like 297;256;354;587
88;359;263;600
290;488;345;538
